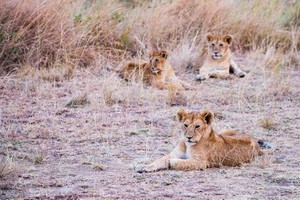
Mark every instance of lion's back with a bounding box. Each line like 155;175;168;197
121;60;151;83
207;130;260;166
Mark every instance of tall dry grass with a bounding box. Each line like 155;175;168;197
125;0;299;70
0;0;299;76
0;0;96;75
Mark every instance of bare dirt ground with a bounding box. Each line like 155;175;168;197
1;56;300;199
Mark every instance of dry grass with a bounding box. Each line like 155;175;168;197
0;156;15;178
0;0;299;76
33;151;45;165
1;0;300;199
83;159;104;171
0;0;103;75
167;85;187;106
259;118;277;130
1;65;299;198
66;93;90;108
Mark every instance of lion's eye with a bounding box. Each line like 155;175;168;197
195;125;200;129
155;58;159;63
220;43;223;47
211;43;215;47
184;124;188;128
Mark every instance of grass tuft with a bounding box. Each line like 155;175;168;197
259;118;277;130
83;157;104;171
0;156;15;178
66;94;90;108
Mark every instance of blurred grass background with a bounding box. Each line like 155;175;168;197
0;0;299;76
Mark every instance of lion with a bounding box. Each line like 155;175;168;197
120;50;191;90
136;109;271;172
195;33;246;81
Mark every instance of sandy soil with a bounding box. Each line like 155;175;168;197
1;57;300;199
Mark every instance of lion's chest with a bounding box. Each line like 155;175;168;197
213;62;230;71
183;143;195;159
184;151;191;159
151;71;165;81
202;59;231;71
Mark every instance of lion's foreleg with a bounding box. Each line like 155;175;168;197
208;69;229;79
178;79;192;90
136;142;186;173
170;158;207;171
151;80;167;89
230;59;246;78
196;64;210;81
136;155;171;173
196;72;209;81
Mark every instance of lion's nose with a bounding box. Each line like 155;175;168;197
187;136;192;140
213;51;218;55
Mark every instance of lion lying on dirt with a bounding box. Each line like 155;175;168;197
137;109;270;172
120;50;191;90
196;33;246;81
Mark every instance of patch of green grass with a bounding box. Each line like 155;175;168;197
74;13;83;24
120;30;131;49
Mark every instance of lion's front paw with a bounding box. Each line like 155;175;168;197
135;165;155;173
237;71;246;78
195;74;207;82
187;85;196;90
183;83;194;90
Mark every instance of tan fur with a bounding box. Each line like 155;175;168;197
136;109;263;172
120;50;191;90
196;33;246;81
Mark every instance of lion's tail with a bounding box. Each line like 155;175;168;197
258;139;275;156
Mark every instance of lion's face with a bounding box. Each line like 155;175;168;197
148;50;169;74
207;33;233;60
176;109;214;144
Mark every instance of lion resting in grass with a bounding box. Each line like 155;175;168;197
120;50;191;90
196;33;246;81
137;109;269;172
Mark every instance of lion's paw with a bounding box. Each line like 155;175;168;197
135;165;155;173
195;74;207;82
237;71;246;78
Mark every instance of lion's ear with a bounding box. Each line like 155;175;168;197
201;110;214;125
160;50;168;59
223;35;233;45
207;33;215;42
147;50;153;58
176;109;187;122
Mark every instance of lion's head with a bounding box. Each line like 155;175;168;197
148;50;169;74
176;109;214;144
206;33;233;60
